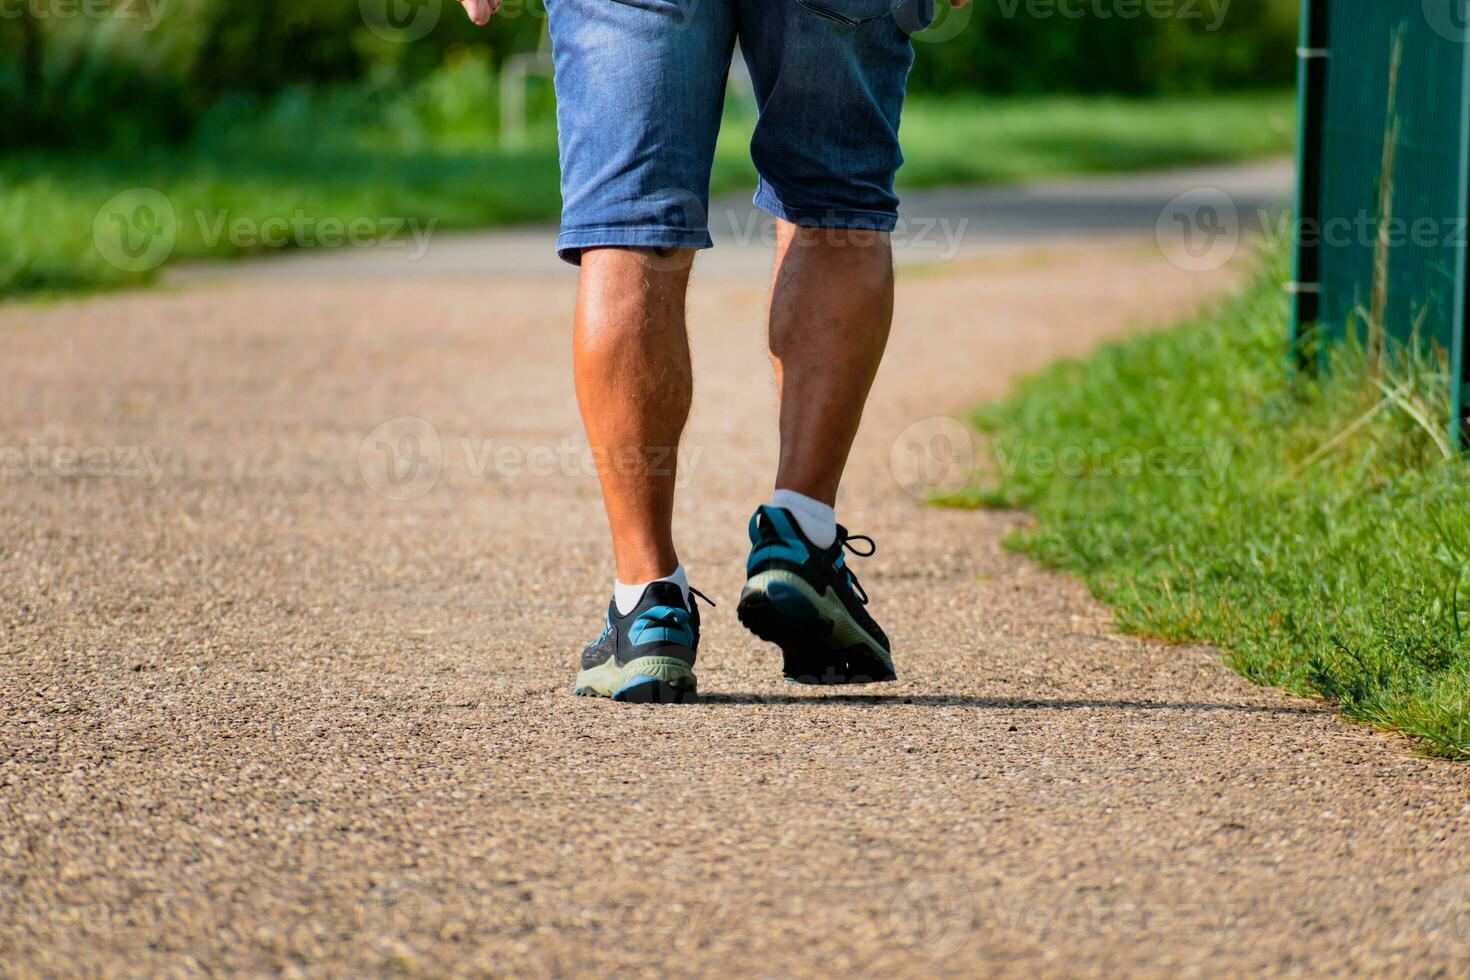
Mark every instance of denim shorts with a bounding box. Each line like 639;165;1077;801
547;0;935;263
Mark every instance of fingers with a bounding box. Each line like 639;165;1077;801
949;0;969;6
459;0;498;24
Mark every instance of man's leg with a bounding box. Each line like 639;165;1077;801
733;0;926;684
573;247;695;586
569;246;706;703
767;223;894;507
736;222;898;686
545;0;735;702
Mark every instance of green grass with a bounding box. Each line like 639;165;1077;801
958;249;1470;759
0;91;1294;299
897;92;1295;185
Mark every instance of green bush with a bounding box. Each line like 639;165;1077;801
0;0;546;151
0;0;1297;152
912;0;1298;94
0;91;1292;299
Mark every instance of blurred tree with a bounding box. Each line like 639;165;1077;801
191;0;363;101
909;0;1298;94
0;0;1293;152
18;5;42;105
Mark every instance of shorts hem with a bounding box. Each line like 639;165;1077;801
556;227;715;266
752;185;899;232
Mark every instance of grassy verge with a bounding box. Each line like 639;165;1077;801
0;91;1294;299
958;249;1470;759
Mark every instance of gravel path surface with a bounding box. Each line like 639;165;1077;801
3;219;1468;975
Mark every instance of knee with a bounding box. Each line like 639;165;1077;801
581;245;697;277
781;224;892;271
576;249;694;350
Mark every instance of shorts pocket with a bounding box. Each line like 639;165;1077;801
795;0;897;27
796;0;934;32
607;0;694;15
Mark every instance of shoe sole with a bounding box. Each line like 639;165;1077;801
737;570;897;686
573;655;699;704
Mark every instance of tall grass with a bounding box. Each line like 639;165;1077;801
961;249;1470;758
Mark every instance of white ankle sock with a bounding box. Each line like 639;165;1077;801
614;564;689;617
771;489;837;549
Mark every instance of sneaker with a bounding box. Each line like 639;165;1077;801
573;581;710;703
737;505;896;685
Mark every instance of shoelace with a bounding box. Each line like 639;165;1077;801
688;586;716;609
836;528;876;605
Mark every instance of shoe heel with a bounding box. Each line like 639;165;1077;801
737;586;828;640
738;576;897;687
612;674;699;704
738;585;833;684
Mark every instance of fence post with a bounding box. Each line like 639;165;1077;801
1456;8;1470;445
1289;0;1329;373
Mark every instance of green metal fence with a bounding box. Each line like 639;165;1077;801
1291;0;1470;442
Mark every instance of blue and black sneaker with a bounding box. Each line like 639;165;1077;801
573;581;711;704
737;505;896;685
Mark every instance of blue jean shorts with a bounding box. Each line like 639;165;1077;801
547;0;935;263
